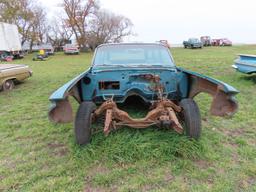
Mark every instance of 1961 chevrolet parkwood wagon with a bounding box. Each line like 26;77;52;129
232;54;256;74
49;43;239;145
0;64;32;91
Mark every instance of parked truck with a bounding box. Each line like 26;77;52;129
183;38;203;49
200;36;211;46
0;22;23;60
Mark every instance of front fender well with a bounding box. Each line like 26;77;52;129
188;74;238;117
49;99;73;123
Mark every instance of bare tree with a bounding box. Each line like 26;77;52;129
47;17;73;49
62;0;98;50
87;10;133;50
28;5;47;51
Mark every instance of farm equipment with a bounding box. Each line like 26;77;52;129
32;49;48;61
49;43;239;145
232;54;256;74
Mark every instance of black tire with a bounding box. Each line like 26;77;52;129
180;99;201;139
3;80;14;91
75;101;96;145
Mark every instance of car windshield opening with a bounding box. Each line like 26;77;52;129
94;44;175;66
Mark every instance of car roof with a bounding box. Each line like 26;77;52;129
97;43;167;49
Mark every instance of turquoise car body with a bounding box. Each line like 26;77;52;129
233;54;256;74
49;43;238;123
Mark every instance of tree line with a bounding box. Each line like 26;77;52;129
0;0;133;51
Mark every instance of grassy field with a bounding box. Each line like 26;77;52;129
0;46;256;192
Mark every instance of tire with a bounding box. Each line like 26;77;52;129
180;99;201;139
3;80;14;91
75;101;96;145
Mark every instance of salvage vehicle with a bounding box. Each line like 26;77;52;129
212;38;232;46
232;54;256;74
200;36;211;46
64;44;80;55
183;38;203;49
0;64;32;91
49;43;238;145
158;40;171;49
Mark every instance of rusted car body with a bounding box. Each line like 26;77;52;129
0;64;32;91
200;36;211;46
158;40;171;49
212;38;232;46
232;54;256;74
64;44;80;55
49;43;238;145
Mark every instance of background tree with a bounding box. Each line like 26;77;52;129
62;0;99;50
87;10;133;50
47;17;74;50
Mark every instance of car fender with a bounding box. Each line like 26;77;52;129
48;69;89;123
178;67;239;117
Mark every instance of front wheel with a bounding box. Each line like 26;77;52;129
2;80;14;91
180;99;201;139
74;101;96;145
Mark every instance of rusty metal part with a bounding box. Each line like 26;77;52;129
48;99;73;123
94;98;183;135
188;75;238;116
104;109;113;135
93;74;184;135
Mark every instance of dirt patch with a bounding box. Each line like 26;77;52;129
221;128;245;137
84;184;108;192
83;165;116;192
194;159;211;169
15;135;33;141
88;164;111;177
47;142;68;157
239;176;256;190
142;171;174;192
47;142;66;148
223;141;239;149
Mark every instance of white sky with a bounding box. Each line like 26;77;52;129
40;0;256;44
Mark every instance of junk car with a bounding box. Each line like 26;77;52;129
183;38;203;49
232;54;256;74
49;43;238;145
0;64;32;91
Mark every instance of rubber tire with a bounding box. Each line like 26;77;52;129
3;80;14;91
180;99;201;139
75;101;96;145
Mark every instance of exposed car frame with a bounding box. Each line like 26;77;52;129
49;43;238;145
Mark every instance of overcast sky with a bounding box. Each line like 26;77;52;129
40;0;256;44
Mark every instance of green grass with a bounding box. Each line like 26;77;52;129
0;46;256;191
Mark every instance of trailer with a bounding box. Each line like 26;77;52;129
0;22;23;59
